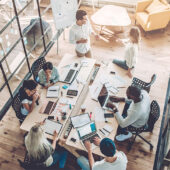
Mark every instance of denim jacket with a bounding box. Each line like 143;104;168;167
38;67;59;86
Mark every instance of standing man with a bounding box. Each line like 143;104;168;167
69;10;99;58
77;137;128;170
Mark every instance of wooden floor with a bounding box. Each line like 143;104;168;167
0;5;170;170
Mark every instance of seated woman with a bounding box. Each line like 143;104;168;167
113;26;141;78
25;124;68;168
38;62;59;88
19;80;39;118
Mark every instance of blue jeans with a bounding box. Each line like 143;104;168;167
113;59;129;70
51;149;68;168
117;101;133;135
77;156;90;170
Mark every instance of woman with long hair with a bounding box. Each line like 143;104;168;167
113;26;141;78
25;124;68;168
19;80;39;118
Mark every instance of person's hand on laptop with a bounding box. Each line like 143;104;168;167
106;102;118;112
84;140;92;152
109;96;125;103
93;137;101;146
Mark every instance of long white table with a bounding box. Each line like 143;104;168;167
20;53;96;140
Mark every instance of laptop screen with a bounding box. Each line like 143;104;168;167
78;122;96;138
98;85;108;107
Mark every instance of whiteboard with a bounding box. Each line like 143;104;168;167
51;0;78;29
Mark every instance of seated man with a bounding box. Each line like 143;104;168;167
77;137;127;170
107;85;150;142
38;62;59;88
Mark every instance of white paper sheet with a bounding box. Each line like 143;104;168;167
94;107;105;122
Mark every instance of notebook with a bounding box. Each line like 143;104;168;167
43;119;62;135
46;85;60;98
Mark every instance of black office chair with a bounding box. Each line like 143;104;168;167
18;152;59;170
31;57;46;84
131;74;156;93
12;92;25;124
127;100;160;151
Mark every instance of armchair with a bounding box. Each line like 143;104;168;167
135;0;170;31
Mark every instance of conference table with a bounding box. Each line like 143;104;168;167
20;53;96;140
20;53;131;156
64;61;131;156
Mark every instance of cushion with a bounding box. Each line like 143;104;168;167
145;0;169;13
136;12;149;25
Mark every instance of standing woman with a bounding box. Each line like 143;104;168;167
113;27;141;78
38;62;59;88
19;80;39;118
25;124;68;168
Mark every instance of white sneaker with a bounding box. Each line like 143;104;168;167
116;132;132;142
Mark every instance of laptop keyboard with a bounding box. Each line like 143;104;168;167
64;69;75;82
44;101;54;114
82;133;99;143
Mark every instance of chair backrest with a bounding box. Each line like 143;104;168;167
147;100;160;132
132;74;156;93
31;57;46;82
12;92;23;121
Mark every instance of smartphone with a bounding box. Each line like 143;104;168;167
48;116;54;120
110;71;115;74
70;137;76;143
104;113;114;118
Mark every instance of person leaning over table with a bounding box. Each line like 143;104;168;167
19;80;39;119
77;137;127;170
106;85;150;142
113;26;141;78
38;62;59;89
69;9;99;58
25;124;68;168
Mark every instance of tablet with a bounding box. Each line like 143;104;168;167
43;119;63;135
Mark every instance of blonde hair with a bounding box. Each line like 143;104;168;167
129;26;141;44
25;125;53;162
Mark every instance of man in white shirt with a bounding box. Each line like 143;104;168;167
106;85;150;142
69;10;99;58
77;137;127;170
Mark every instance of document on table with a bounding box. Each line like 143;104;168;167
46;85;60;98
71;113;91;128
94;107;105;122
43;119;62;135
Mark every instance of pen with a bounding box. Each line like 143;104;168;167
67;96;73;98
99;129;105;136
103;128;110;133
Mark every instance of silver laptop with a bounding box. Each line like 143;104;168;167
59;63;79;84
97;84;113;111
77;121;101;150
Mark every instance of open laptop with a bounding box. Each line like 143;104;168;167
59;63;80;84
77;121;101;150
97;84;114;111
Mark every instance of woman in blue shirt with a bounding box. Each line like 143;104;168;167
38;62;59;88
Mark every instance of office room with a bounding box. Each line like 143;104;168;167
0;0;170;170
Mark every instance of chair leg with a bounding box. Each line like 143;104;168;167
127;133;138;151
138;134;153;151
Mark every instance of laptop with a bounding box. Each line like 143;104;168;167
97;85;114;111
77;121;101;150
59;63;80;84
39;100;58;114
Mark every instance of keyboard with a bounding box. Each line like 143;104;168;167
44;101;54;114
64;69;75;82
82;133;99;143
